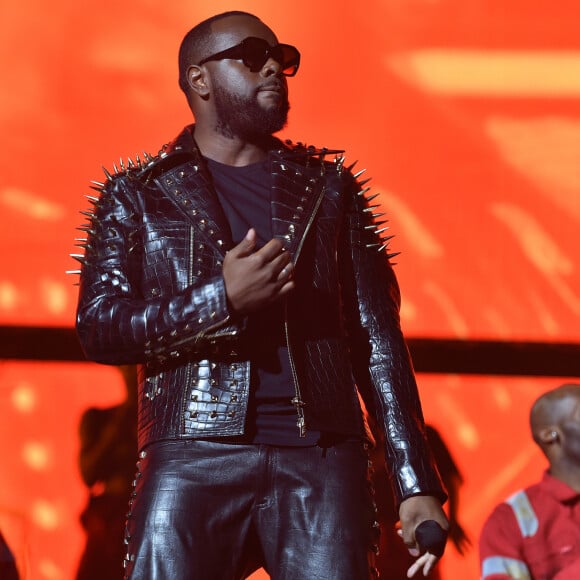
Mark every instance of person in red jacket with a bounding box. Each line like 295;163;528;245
479;383;580;579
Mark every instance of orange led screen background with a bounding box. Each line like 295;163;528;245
0;1;579;579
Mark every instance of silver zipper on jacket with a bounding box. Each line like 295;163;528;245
283;185;327;438
285;307;306;437
293;185;326;263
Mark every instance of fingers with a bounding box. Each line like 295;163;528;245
398;497;449;559
406;552;438;578
256;236;287;263
252;238;293;282
397;521;443;578
397;528;419;557
222;233;295;314
228;228;257;258
275;280;296;303
276;259;294;282
260;248;295;300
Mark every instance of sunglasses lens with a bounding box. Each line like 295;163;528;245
242;38;300;76
278;44;300;76
242;38;271;72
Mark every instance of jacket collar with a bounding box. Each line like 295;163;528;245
542;470;580;504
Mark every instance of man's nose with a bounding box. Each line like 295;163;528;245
261;57;282;76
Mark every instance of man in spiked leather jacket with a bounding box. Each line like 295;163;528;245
74;10;448;580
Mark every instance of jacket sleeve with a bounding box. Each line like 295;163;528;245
479;504;531;579
338;173;446;507
75;173;241;366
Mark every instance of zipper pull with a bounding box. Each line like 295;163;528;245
291;397;307;437
297;416;306;438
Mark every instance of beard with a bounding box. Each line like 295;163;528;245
212;84;289;140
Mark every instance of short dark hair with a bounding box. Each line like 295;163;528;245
178;11;261;95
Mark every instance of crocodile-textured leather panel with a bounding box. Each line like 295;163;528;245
337;172;445;502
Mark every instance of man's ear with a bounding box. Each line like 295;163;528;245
538;427;560;445
187;65;210;98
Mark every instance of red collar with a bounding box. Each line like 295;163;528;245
541;470;580;503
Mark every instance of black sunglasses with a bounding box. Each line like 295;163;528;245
198;36;301;77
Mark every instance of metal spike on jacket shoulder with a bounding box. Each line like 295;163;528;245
334;155;399;261
67;144;400;281
66;150;158;281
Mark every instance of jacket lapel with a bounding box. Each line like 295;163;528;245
151;128;234;257
270;153;327;262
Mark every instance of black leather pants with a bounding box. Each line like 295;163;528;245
124;438;377;579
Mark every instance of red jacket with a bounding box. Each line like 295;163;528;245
479;471;580;579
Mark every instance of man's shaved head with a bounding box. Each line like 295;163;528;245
178;11;262;94
530;383;580;447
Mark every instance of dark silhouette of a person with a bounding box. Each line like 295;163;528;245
76;365;138;579
0;529;19;580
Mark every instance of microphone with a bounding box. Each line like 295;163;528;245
415;520;447;558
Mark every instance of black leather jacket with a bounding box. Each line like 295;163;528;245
75;125;444;505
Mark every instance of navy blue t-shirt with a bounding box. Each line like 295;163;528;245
206;157;319;446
